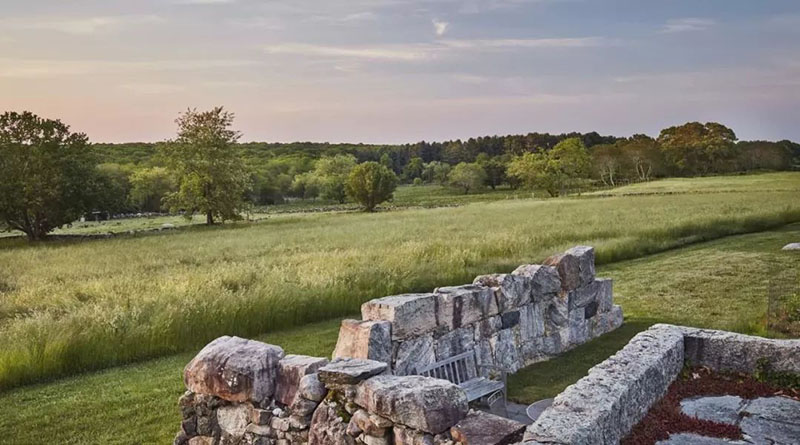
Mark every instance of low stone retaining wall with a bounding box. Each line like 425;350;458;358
175;337;526;445
520;324;800;445
333;246;623;375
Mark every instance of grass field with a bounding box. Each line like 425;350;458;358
585;171;800;196
0;173;799;390
1;224;797;444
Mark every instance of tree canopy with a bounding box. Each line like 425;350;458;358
0;111;96;240
346;162;398;211
448;162;487;194
159;107;251;224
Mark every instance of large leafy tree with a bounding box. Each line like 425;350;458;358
448;162;487;194
346;162;398;211
159;107;250;225
129;166;175;212
0;111;96;240
310;155;357;203
657;122;737;175
508;137;591;196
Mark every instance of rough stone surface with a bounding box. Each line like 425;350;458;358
525;324;685;445
318;358;388;386
394;334;436;376
681;326;800;374
434;327;476;362
491;329;522;373
361;294;438;340
473;274;529;312
543;294;569;335
435;284;499;330
308;400;355;445
355;375;469;434
567;279;608;310
543;246;594;291
332;319;392;364
781;242;800;250
568;307;587;346
350;409;388;437
742;396;800;428
450;410;526;445
275;354;329;406
518;303;545;343
655;433;748;444
184;336;285;405
217;404;251;438
739;416;800;444
511;265;561;300
393;426;434;445
680;395;745;425
298;373;327;403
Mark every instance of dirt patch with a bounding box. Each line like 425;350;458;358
622;366;800;445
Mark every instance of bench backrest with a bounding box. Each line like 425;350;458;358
415;351;478;385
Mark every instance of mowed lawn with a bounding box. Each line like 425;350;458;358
1;224;798;444
0;174;799;390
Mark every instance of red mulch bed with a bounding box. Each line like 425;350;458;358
622;367;800;445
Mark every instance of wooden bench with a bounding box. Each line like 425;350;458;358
413;351;507;412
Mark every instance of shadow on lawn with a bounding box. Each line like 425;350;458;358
508;319;656;404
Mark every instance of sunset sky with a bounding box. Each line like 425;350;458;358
1;0;799;143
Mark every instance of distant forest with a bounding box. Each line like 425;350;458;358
91;123;799;209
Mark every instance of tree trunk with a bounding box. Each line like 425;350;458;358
206;210;214;225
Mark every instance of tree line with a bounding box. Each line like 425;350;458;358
1;108;798;240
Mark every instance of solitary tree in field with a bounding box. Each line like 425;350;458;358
448;162;487;194
346;162;398;211
159;107;250;225
0;111;96;240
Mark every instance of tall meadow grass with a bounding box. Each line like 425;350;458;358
1;190;800;389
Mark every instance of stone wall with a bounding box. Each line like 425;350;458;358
333;246;623;375
176;338;526;445
518;324;800;445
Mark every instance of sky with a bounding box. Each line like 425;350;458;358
1;0;799;144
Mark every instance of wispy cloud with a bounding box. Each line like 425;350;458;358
440;37;604;49
660;18;715;34
0;15;163;35
264;43;432;61
433;19;449;36
263;37;605;62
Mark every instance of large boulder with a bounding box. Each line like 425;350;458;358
544;246;595;291
318;358;389;386
183;336;285;406
275;354;329;406
511;265;561;300
434;285;499;330
362;294;438;340
450;410;526;445
473;274;528;312
355;375;469;434
333;319;392;364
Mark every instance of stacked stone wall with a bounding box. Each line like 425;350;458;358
334;246;623;375
176;339;525;445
